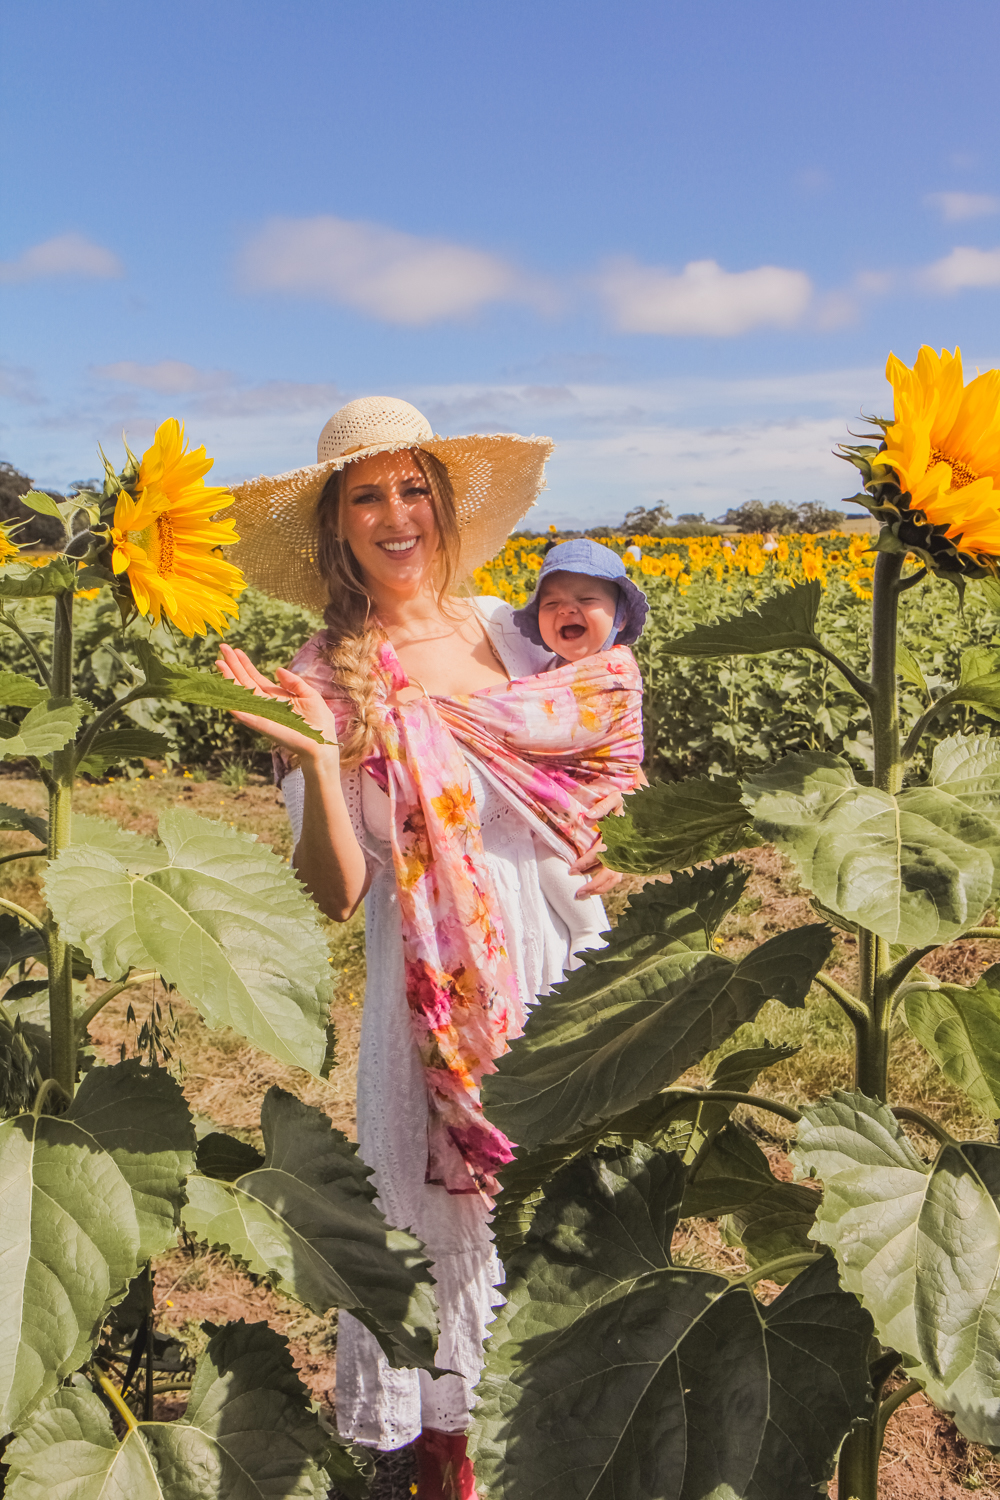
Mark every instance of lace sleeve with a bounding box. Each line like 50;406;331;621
282;768;305;847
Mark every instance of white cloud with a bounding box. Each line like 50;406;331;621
597;257;813;336
921;245;1000;292
925;191;1000;222
239;215;553;326
0;232;123;284
94;360;230;395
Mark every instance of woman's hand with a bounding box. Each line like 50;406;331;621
570;838;623;898
569;788;627;896
216;644;341;760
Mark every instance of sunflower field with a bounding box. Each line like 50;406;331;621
475;527;1000;780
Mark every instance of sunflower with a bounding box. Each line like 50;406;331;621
875;346;1000;565
0;524;20;566
110;419;246;636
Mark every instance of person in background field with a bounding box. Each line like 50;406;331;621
762;529;779;553
623;540;642;565
512;538;648;665
215;398;645;1500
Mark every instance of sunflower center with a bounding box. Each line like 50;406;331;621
128;513;176;577
930;446;979;490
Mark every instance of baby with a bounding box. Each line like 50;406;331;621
512;538;649;663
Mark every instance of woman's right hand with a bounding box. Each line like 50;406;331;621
216;643;341;760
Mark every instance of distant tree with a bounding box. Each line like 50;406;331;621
622;502;673;536
716;499;847;534
0;462;67;548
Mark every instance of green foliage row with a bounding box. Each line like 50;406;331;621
634;567;1000;778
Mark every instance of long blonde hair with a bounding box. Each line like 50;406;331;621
316;448;462;766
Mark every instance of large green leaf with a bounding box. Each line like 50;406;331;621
471;1143;873;1500
491;1091;701;1266
182;1087;439;1371
132;639;326;744
71;814;169;872
482;863;832;1151
0;557;76;598
600;774;753;875
928;732;1000;818
794;1090;1000;1446
660;580;823;657
681;1121;820;1276
0;698;85;760
0;672;46;708
45;807;334;1074
5;1320;333;1498
0;1061;194;1430
906;966;1000;1116
744;749;1000;946
75;726;171;777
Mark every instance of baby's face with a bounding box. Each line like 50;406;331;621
535;571;620;660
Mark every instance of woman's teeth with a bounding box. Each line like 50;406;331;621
381;539;418;553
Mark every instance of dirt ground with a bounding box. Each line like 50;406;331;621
4;769;1000;1496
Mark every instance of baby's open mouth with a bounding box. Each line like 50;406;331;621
559;623;586;640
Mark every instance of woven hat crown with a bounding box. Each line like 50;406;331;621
317;397;432;463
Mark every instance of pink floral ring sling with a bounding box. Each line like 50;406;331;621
285;633;644;1202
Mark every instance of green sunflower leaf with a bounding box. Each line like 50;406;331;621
905;966;1000;1116
743;748;1000;946
0;672;47;708
481;863;832;1151
794;1090;1000;1446
0;698;85;760
5;1320;333;1499
0;1061;194;1431
599;774;754;875
0;557;77;598
182;1088;439;1372
660;581;823;657
131;639;325;744
0;801;48;843
470;1143;873;1500
74;726;171;777
45;807;334;1075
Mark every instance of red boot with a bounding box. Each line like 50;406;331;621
415;1428;478;1500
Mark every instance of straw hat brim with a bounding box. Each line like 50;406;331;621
226;432;555;613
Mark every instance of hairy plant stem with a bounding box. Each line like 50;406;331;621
46;590;76;1096
666;1087;803;1124
838;549;905;1500
852;550;904;1105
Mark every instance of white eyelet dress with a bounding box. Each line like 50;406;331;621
281;598;609;1449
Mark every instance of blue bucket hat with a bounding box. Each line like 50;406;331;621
512;539;649;648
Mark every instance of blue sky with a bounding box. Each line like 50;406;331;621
3;0;1000;527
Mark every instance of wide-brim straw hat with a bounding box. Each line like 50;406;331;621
226;396;555;613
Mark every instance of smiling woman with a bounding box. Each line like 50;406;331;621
217;396;645;1497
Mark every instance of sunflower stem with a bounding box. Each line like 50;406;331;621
47;589;76;1097
853;551;904;1102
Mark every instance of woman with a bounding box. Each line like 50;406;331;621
220;397;640;1497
